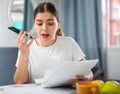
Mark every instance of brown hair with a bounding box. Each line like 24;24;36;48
34;2;64;36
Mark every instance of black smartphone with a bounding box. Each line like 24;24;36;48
8;26;33;39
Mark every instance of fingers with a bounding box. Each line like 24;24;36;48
24;32;30;44
17;31;23;44
68;79;80;84
68;77;86;85
68;75;89;87
68;79;83;88
28;38;35;46
24;33;35;46
20;32;27;45
76;75;88;81
17;31;34;47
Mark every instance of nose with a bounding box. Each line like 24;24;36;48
42;23;47;31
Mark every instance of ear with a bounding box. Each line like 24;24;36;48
33;20;35;24
57;21;60;28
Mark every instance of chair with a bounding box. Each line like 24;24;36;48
0;48;18;86
92;67;104;80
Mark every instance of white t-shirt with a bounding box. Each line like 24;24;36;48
16;36;85;82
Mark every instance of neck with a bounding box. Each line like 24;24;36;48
36;37;57;47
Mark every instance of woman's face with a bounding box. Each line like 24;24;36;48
33;12;60;42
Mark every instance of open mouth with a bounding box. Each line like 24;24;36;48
41;34;50;39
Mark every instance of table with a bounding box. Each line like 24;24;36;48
0;84;76;94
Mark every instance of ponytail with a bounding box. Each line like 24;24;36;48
56;28;64;36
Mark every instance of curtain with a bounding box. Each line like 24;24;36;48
24;0;34;32
60;0;104;69
25;0;104;70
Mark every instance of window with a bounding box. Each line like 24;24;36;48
11;0;24;30
102;0;120;46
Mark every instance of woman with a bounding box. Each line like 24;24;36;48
14;2;93;86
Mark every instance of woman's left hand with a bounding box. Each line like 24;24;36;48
68;71;93;87
68;74;89;87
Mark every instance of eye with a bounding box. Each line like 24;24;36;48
47;22;55;26
37;23;42;26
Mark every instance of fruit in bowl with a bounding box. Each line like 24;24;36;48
100;80;120;94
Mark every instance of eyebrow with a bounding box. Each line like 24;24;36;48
36;19;54;22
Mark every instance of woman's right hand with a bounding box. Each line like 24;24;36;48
14;32;35;84
17;31;34;59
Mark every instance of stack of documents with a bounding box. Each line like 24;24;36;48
35;59;98;87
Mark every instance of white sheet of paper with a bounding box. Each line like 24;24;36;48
35;59;98;87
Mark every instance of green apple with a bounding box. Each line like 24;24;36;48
119;84;120;94
92;80;104;92
100;80;120;94
105;80;119;85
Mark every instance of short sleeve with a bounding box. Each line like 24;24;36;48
71;38;85;61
